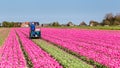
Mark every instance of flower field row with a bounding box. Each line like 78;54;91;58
15;28;62;68
0;29;27;68
0;28;10;46
40;28;120;68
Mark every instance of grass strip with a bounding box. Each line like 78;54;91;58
43;26;120;30
33;39;93;68
0;28;10;46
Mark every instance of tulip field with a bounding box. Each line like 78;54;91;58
41;28;120;68
0;27;120;68
0;29;27;67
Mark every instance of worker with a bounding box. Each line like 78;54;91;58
30;22;35;31
30;22;35;37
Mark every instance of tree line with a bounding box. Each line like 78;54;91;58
1;13;120;27
1;21;21;27
89;13;120;26
102;13;120;26
41;13;120;27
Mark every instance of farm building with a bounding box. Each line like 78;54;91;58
79;21;87;26
67;22;75;26
89;21;99;26
21;22;30;27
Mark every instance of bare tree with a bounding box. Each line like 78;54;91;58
105;13;114;20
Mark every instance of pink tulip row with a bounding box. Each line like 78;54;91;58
15;28;62;68
39;28;120;68
0;29;27;68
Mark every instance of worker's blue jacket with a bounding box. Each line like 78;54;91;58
30;24;35;31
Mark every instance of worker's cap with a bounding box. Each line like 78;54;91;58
32;22;34;24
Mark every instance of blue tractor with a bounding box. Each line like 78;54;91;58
29;22;41;39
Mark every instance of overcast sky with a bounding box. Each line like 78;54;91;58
0;0;120;25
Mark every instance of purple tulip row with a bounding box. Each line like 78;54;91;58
0;29;27;68
40;28;120;68
15;28;62;68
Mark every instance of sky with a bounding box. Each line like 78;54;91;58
0;0;120;25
